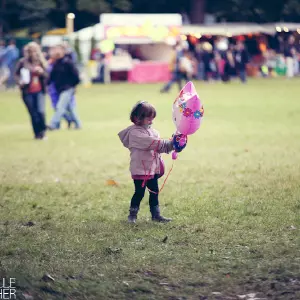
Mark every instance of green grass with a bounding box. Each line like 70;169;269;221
0;79;300;300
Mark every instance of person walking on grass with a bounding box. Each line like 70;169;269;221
160;42;184;93
6;39;20;89
284;36;297;79
118;101;178;223
0;40;9;90
47;44;81;130
15;42;48;140
234;42;249;83
47;46;76;129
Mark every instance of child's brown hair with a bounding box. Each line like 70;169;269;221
130;101;156;125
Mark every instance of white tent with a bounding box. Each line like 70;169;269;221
181;22;300;36
67;23;104;63
262;23;300;34
69;23;104;42
181;23;267;36
69;18;179;62
43;22;300;47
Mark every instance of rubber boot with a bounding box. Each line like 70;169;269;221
150;205;172;223
128;207;139;223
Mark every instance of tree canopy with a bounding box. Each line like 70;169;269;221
1;0;300;35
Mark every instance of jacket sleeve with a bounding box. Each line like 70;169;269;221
129;128;174;154
67;61;80;85
244;50;250;64
48;66;55;85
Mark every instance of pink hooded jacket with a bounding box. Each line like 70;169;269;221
118;125;173;177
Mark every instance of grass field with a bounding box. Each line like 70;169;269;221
0;79;300;300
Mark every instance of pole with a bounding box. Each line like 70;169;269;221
66;13;75;35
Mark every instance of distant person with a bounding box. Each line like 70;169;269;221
213;51;222;80
92;52;106;83
194;43;204;80
264;49;277;77
47;46;76;129
47;44;81;130
222;45;235;82
118;101;177;223
63;41;78;64
179;49;194;81
284;36;297;78
15;42;48;140
160;43;184;93
202;42;213;81
0;40;9;89
6;40;20;89
234;42;249;83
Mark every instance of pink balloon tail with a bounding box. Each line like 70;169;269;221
172;151;178;160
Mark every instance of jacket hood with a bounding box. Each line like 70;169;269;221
118;124;152;148
118;125;136;148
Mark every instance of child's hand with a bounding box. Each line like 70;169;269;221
172;134;187;153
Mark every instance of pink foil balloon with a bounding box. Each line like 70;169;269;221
172;81;203;136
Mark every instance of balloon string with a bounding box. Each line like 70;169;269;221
141;139;174;194
147;161;174;194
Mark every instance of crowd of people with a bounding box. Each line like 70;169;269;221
87;34;299;91
160;35;300;92
160;41;250;93
1;34;299;139
13;42;81;140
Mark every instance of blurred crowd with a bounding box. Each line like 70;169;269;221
161;41;249;93
161;35;300;92
1;34;299;92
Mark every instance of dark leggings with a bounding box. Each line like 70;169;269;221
22;92;46;138
130;176;159;209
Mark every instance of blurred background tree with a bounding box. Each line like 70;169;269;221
1;0;300;35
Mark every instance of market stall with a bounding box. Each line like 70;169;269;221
181;22;299;37
65;21;300;82
101;13;182;83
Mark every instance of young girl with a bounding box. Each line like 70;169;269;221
118;101;174;223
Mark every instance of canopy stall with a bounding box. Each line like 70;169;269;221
101;13;181;44
67;14;182;63
263;23;300;34
100;13;182;83
181;23;267;37
63;22;300;63
181;23;300;37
